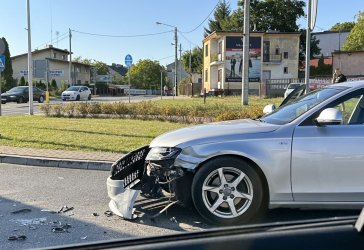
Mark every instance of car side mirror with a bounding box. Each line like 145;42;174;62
314;108;343;126
263;104;276;115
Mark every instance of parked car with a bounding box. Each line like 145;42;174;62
61;86;91;101
108;80;364;225
1;86;45;103
283;82;304;98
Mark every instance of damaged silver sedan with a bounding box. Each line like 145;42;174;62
108;81;364;225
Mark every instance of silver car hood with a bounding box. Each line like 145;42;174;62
62;91;77;95
150;119;279;148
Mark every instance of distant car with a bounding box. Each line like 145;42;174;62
61;86;91;101
1;86;45;103
284;83;304;98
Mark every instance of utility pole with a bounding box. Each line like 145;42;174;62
174;27;178;97
242;0;250;105
189;48;192;96
27;0;34;115
69;28;72;86
179;43;182;89
305;0;312;93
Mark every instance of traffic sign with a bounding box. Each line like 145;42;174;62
0;55;5;72
125;54;133;68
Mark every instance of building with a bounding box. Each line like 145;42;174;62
312;31;350;57
11;45;91;86
332;50;364;77
203;31;300;95
95;63;128;83
166;60;189;87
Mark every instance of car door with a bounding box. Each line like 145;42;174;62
291;88;364;202
80;87;88;100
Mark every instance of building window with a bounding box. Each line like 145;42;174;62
205;44;209;57
62;55;66;60
284;67;288;74
275;47;280;55
284;52;288;59
53;53;57;58
205;69;208;82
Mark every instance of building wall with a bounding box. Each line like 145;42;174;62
332;51;364;76
312;31;350;57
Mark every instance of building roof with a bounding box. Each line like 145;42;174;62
312;30;351;35
46;57;91;67
203;30;301;42
11;46;70;60
332;50;364;55
109;64;127;76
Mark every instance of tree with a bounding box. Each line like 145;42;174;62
343;12;364;51
128;59;165;89
299;30;321;59
204;0;232;36
92;60;109;75
236;0;305;32
19;76;26;86
1;37;16;91
181;46;203;74
330;22;356;32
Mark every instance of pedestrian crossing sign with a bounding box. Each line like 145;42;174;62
0;55;5;72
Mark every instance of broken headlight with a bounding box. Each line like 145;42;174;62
146;147;182;161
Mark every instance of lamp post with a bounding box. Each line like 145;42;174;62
26;0;34;115
156;22;178;99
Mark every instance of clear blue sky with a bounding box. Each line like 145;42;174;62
1;0;363;66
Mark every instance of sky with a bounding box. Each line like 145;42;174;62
1;0;363;66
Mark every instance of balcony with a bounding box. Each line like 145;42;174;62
263;53;282;64
210;53;224;66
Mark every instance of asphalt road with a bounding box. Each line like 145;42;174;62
0;95;157;116
0;164;360;250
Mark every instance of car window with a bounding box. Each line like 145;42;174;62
262;87;346;125
67;86;80;91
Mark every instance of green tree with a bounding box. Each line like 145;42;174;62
19;76;26;86
129;59;165;89
181;46;203;74
204;0;232;36
93;60;109;75
1;37;16;91
343;12;364;51
51;79;58;91
330;22;356;32
234;0;305;32
299;31;321;59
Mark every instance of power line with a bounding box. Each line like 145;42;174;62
35;31;68;49
157;55;174;61
71;29;173;38
180;0;220;34
178;31;200;48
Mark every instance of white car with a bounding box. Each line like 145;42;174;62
284;83;304;98
61;86;92;101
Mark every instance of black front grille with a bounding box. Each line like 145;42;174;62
110;145;150;188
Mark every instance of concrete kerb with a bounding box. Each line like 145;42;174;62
0;154;112;171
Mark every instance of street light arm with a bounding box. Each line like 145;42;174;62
156;21;176;29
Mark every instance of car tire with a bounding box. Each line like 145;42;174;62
88;94;91;100
38;95;44;103
76;95;80;101
191;156;266;225
17;97;24;103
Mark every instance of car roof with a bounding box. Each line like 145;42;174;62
330;80;364;89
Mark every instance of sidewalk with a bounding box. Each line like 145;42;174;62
0;145;122;171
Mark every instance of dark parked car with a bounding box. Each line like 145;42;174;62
1;86;45;104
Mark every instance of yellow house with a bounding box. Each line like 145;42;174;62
203;31;300;95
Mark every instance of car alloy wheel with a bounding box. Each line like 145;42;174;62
76;95;80;101
39;95;44;103
88;94;91;100
202;167;253;219
192;157;266;225
17;97;24;103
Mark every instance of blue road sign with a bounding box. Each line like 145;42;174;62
0;55;5;72
125;54;133;68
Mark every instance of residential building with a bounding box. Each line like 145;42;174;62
312;31;350;57
203;31;300;95
166;60;189;87
11;45;91;87
332;50;364;77
95;64;128;83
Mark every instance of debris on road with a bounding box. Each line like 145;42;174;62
81;236;88;240
8;235;27;241
170;217;178;223
11;208;32;214
41;209;57;214
104;211;113;217
58;205;74;213
52;227;66;233
92;213;99;217
12;217;47;226
29;226;37;230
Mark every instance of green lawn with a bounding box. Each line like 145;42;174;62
0;116;187;153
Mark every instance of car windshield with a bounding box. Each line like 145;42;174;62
66;86;80;91
261;87;346;125
288;83;301;89
7;87;26;93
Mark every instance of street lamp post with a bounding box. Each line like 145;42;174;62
156;22;178;99
26;0;34;115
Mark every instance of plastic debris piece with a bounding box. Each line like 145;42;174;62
52;227;66;233
58;177;64;180
92;213;99;217
81;236;87;240
58;206;74;213
8;235;26;241
41;209;56;214
104;211;113;217
11;208;32;214
29;226;37;230
170;217;178;223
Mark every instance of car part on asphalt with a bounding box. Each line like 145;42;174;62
11;208;32;214
8;235;27;241
58;205;74;213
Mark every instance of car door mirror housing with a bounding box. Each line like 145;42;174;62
314;108;343;126
263;104;276;115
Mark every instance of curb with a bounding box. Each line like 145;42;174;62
0;154;112;171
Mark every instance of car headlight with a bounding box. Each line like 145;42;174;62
10;95;16;98
146;147;181;161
